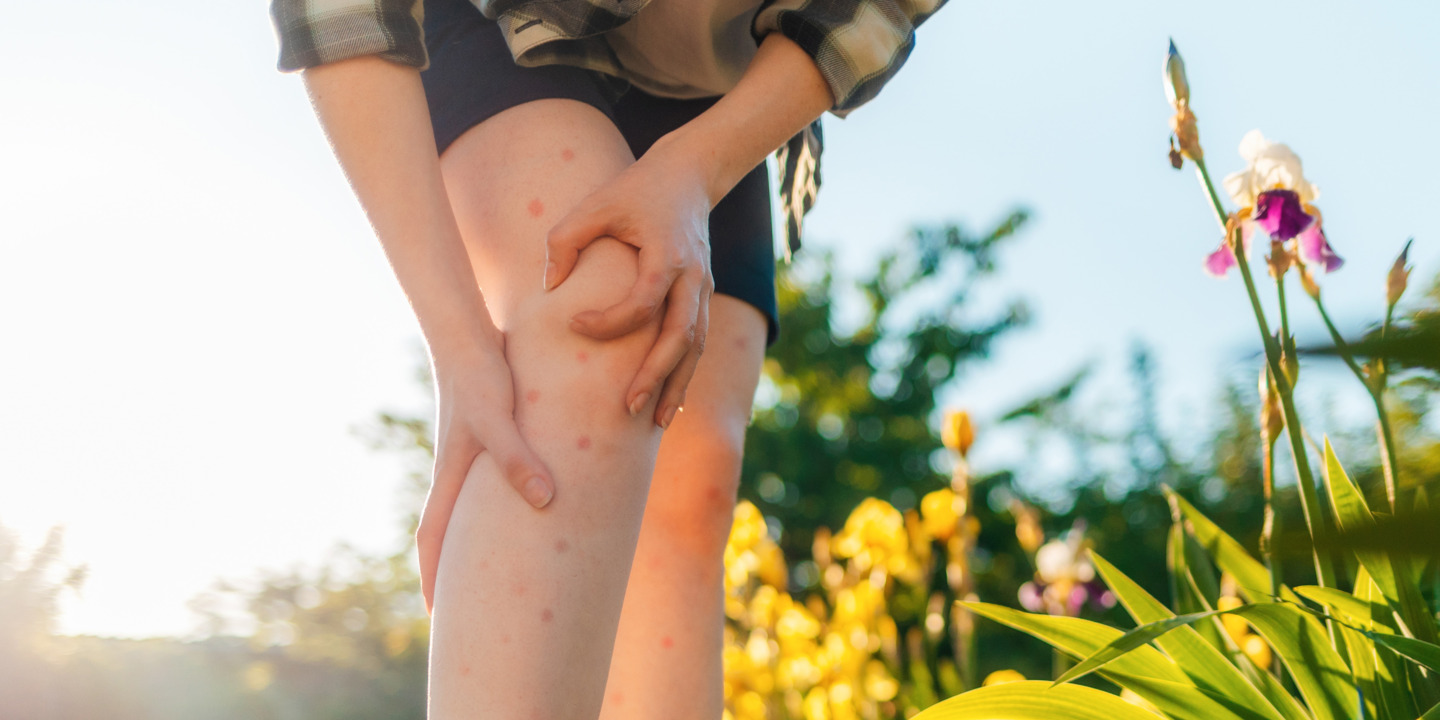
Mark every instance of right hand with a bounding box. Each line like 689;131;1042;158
415;339;554;616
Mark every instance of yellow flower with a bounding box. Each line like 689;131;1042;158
941;409;976;456
983;669;1026;687
920;488;959;541
1243;634;1272;669
1216;596;1248;642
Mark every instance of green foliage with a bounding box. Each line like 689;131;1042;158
742;211;1030;559
922;447;1440;720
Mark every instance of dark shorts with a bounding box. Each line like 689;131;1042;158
420;0;779;345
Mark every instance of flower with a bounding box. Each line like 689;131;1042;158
1222;130;1318;209
1207;131;1344;277
941;409;975;456
1296;221;1343;272
1018;521;1115;616
1203;219;1253;278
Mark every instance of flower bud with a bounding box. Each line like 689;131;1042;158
1258;364;1284;447
1387;238;1413;307
1299;265;1320;300
941;409;975;457
1163;39;1190;108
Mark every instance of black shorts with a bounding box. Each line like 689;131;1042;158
420;0;779;346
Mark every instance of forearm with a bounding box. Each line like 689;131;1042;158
649;33;834;207
302;56;499;362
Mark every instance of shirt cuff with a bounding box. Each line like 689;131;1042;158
271;0;428;73
753;0;942;118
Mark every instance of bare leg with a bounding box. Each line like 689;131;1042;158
599;295;767;718
426;99;662;719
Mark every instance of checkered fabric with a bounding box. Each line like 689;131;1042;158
270;0;948;256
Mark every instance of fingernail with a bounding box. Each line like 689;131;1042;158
543;261;556;291
629;392;651;417
524;477;553;508
659;405;678;429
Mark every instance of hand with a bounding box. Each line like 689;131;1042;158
415;340;554;615
543;147;714;429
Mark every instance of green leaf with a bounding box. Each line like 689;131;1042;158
1237;602;1358;720
964;603;1257;720
1294;586;1396;634
1053;610;1221;686
1322;439;1439;644
1091;553;1290;720
1371;634;1440;675
911;681;1170;720
1054;603;1356;720
1339;624;1381;720
1167;521;1229;653
1167;489;1300;604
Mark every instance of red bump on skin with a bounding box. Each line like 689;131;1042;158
661;636;675;649
461;665;471;675
705;485;722;501
561;148;575;161
501;634;511;644
734;336;748;350
577;435;591;450
576;351;588;363
527;198;544;217
555;538;569;553
541;608;554;623
525;389;540;404
512;584;527;597
610;692;625;706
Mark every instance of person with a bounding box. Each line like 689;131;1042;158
267;0;946;715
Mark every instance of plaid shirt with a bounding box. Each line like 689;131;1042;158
270;0;947;258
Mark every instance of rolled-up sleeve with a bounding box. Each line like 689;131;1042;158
271;0;428;72
752;0;947;116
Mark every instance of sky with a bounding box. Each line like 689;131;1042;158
1;0;1436;639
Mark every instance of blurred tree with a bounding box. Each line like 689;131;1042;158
743;211;1031;560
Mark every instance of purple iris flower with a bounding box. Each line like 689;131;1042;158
1253;189;1313;241
1297;222;1344;272
1203;223;1254;278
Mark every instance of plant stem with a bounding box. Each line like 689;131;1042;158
1311;295;1400;512
1194;158;1334;588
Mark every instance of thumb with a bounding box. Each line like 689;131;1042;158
545;204;610;291
483;419;555;509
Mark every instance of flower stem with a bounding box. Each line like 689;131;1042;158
1193;158;1335;589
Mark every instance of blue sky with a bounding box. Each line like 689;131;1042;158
1;0;1436;638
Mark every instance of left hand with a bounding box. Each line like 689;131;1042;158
543;145;714;429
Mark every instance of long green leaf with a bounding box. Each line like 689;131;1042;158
1091;552;1290;720
1371;634;1440;675
1238;603;1358;720
1169;521;1228;653
1167;489;1300;604
1055;603;1356;720
1323;439;1439;644
964;603;1256;720
911;681;1170;720
1339;624;1381;720
1294;586;1396;633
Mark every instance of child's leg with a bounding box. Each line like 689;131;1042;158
599;295;767;719
425;97;662;719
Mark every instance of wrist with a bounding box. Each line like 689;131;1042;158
644;126;734;209
427;320;505;377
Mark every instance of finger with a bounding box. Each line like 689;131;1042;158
571;247;680;340
545;203;612;291
654;284;709;429
623;273;704;419
478;415;555;509
416;444;476;615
